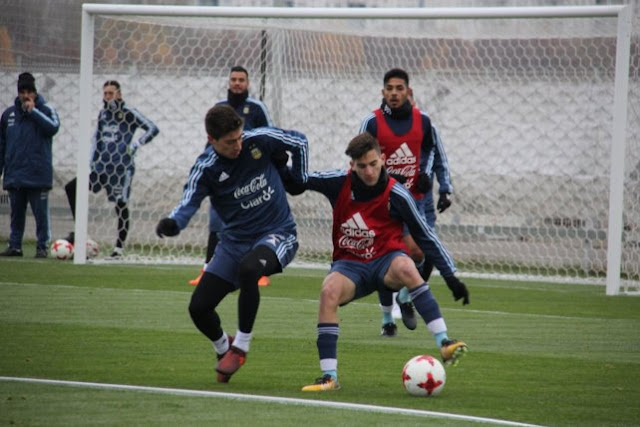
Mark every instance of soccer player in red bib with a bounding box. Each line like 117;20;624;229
360;68;455;337
283;133;468;392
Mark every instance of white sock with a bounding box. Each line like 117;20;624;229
233;331;252;353
213;332;230;355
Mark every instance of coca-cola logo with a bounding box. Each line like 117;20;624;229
387;165;416;176
338;235;374;250
234;174;267;199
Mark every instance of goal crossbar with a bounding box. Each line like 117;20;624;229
81;4;626;19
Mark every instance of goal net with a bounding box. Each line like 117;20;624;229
1;4;638;293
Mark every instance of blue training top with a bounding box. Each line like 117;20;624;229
170;127;308;241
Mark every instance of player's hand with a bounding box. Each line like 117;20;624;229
443;275;470;305
271;149;289;169
127;141;141;156
281;169;306;195
156;218;180;238
388;173;407;184
416;173;432;193
437;193;452;213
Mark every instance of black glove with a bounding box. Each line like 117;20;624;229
282;171;306;195
437;193;452;213
388;173;407;184
443;275;470;305
271;149;289;169
156;218;180;238
416;173;432;193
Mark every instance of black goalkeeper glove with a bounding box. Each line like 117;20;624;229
156;218;180;238
271;149;289;170
443;275;470;305
437;193;452;213
416;173;432;193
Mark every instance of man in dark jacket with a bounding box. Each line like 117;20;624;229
0;72;60;258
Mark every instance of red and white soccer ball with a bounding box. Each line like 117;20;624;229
86;238;100;259
402;354;446;397
50;239;74;260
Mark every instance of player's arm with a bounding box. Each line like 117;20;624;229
389;182;469;304
431;125;453;212
307;170;346;205
358;114;376;135
247;127;309;184
253;98;274;127
156;151;213;237
282;168;346;205
30;102;60;137
130;107;159;148
415;113;436;193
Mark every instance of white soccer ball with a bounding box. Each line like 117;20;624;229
51;239;74;260
86;238;100;258
402;354;446;397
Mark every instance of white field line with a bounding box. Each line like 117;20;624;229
0;376;543;427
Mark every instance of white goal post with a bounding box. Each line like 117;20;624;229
72;4;637;295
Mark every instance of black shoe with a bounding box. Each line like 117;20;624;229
65;232;75;245
380;322;397;337
396;295;417;330
0;247;23;257
110;247;123;258
35;248;48;258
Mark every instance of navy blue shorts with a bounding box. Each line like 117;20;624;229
205;226;298;287
329;250;408;303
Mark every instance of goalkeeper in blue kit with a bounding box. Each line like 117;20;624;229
64;80;159;257
156;105;308;383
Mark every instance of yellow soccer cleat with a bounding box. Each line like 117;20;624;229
440;339;468;366
301;374;340;392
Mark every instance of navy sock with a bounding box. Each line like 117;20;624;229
409;283;442;324
317;323;339;360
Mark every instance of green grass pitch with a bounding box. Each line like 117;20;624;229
1;257;639;426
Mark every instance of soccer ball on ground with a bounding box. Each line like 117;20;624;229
51;239;74;260
402;354;446;397
86;238;100;258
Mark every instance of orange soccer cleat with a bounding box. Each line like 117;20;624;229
189;268;204;286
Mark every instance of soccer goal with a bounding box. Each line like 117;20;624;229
70;4;638;294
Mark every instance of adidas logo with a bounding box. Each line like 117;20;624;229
340;212;375;237
387;142;416;165
219;171;230;182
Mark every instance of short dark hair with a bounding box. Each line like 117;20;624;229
383;68;409;86
205;105;244;139
103;80;121;90
345;132;381;160
230;65;248;77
